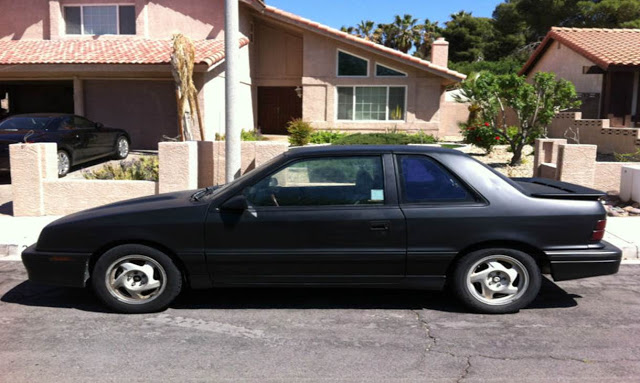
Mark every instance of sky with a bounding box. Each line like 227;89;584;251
266;0;504;29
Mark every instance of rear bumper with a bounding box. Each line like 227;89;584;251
21;244;91;288
545;241;622;282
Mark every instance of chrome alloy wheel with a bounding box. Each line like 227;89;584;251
105;255;166;305
117;137;129;158
58;151;70;176
465;255;530;306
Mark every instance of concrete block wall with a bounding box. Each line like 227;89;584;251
10;141;290;217
533;138;640;194
549;112;640;154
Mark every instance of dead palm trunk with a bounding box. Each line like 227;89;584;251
170;34;205;141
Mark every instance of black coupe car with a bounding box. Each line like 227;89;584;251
22;145;621;314
0;114;130;177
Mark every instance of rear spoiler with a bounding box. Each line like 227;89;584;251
512;178;606;201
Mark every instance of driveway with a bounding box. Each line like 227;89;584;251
0;262;638;382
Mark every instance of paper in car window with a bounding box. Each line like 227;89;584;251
371;189;384;201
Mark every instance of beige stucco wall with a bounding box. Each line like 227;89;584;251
0;0;48;40
2;0;255;41
299;32;445;134
527;40;603;95
440;101;470;137
252;20;303;87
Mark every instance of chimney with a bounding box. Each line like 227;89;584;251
431;37;449;68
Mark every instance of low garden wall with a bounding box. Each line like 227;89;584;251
533;138;640;200
9;141;288;217
549;112;640;155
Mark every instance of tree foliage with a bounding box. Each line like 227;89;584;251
339;0;640;75
455;72;581;165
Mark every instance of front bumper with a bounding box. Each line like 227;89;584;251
21;244;91;288
546;240;622;282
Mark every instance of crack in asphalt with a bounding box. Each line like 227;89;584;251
457;356;471;383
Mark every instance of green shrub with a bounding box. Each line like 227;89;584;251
614;149;640;162
309;129;348;144
287;119;314;146
332;132;437;146
215;129;265;141
460;122;506;153
83;156;159;181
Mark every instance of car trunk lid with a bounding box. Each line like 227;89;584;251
512;177;605;201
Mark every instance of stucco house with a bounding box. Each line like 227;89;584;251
0;0;466;150
520;27;640;127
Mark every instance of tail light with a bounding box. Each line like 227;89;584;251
591;219;606;241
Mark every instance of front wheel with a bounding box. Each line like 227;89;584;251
115;136;130;159
452;248;541;314
92;245;182;314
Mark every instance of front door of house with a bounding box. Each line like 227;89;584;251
257;87;302;135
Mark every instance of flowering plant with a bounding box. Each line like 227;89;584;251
460;122;506;153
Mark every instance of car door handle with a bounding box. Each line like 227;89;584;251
370;221;390;231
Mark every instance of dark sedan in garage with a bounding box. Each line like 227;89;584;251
0;113;130;176
21;145;621;314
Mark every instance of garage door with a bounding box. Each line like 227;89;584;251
0;81;74;116
84;80;178;150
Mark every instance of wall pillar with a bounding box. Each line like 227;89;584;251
533;138;566;177
73;77;84;116
556;144;598;188
10;143;57;217
158;141;198;193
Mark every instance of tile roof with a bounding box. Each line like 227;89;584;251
262;6;466;82
0;38;250;66
520;27;640;75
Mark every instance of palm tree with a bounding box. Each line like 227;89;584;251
414;19;442;59
340;26;356;34
356;20;379;42
391;14;421;53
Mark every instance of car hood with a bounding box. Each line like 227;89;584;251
36;189;210;252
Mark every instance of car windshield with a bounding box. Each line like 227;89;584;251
0;117;51;131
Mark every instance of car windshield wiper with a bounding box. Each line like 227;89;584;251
190;186;219;202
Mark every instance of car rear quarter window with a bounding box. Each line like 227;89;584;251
243;156;385;207
397;155;476;204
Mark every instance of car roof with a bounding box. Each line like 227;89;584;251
6;113;73;119
285;145;466;156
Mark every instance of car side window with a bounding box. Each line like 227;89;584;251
58;117;75;130
397;155;475;204
73;116;95;129
243;156;385;207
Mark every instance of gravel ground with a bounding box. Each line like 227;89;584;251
66;151;157;180
466;144;535;178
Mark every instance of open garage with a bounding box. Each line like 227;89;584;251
0;81;74;117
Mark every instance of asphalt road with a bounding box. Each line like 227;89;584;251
0;262;639;383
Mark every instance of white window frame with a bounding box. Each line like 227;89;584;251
336;49;370;78
335;85;408;123
374;63;408;78
63;4;135;36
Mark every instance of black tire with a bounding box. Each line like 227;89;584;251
452;248;541;314
57;150;71;177
92;244;182;314
114;136;130;160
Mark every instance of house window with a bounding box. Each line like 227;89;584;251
64;5;136;35
376;64;407;77
337;50;369;77
337;86;406;121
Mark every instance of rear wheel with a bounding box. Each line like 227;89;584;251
57;150;70;177
453;248;541;314
92;244;182;314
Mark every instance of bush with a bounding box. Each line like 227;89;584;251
309;129;348;144
287;119;314;146
614;149;640;162
83;156;159;181
332;132;437;146
215;129;265;141
460;122;506;153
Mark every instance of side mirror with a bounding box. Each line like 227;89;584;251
220;195;248;212
95;122;104;129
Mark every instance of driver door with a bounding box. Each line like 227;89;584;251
204;154;407;285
